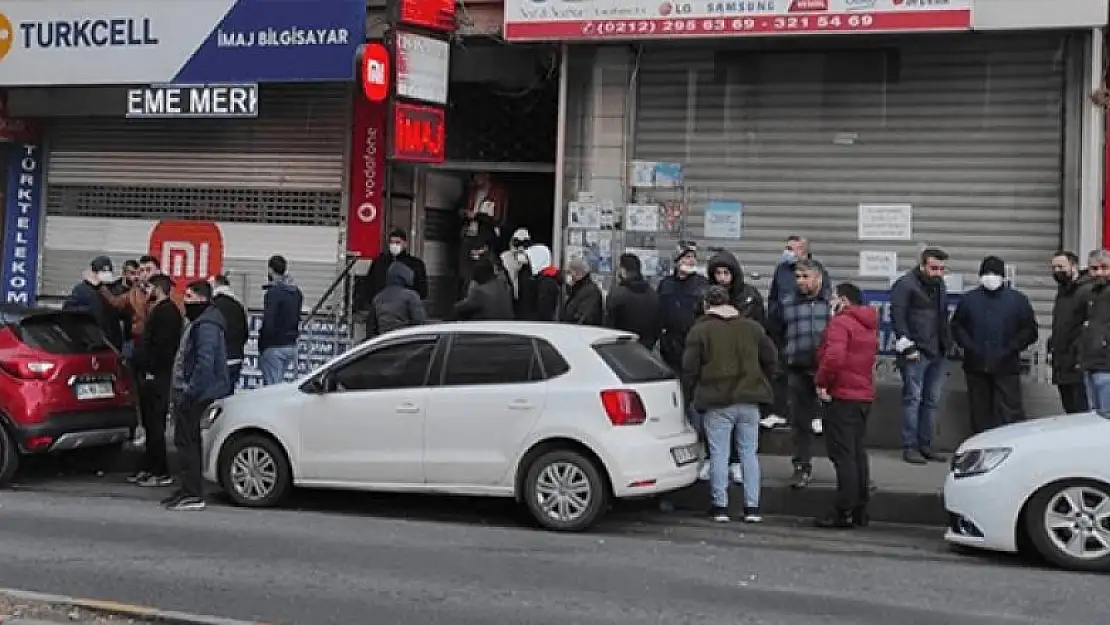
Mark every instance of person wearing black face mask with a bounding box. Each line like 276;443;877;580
165;281;230;512
1049;250;1091;413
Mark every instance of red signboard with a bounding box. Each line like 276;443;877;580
399;0;457;33
346;96;388;259
502;0;971;41
361;43;391;103
392;102;445;164
148;221;224;292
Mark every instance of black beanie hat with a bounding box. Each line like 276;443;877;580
979;256;1005;277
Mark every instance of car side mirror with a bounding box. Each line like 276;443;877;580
300;374;332;394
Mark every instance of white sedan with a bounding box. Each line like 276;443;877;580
200;322;699;531
943;410;1110;571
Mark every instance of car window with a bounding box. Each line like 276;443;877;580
15;313;111;354
536;339;570;379
441;333;539;386
330;339;437;392
593;338;676;383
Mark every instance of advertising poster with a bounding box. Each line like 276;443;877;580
239;313;352;390
703;200;743;239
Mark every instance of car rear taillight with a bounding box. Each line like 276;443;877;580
0;357;56;380
600;389;647;426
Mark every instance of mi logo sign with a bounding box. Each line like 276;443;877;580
148;220;224;291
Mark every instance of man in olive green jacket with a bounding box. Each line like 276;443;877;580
682;285;778;523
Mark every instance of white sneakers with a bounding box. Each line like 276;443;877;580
696;461;746;483
760;414;788;429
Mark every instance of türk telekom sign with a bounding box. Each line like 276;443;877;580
502;0;972;41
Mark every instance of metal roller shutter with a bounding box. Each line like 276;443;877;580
633;33;1066;382
40;83;351;313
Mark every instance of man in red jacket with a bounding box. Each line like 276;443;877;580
814;283;878;529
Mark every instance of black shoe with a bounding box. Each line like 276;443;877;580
708;506;730;523
903;449;927;465
814;512;854;529
851;507;871;527
160;489;185;506
789;464;812;489
920;448;947;463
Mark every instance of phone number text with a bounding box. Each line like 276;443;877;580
579;13;877;37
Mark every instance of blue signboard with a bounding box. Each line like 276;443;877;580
1;142;44;307
0;0;367;86
863;288;963;360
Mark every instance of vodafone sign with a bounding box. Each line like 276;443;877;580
346;93;387;259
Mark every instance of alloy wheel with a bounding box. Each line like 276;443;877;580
229;445;278;502
1043;485;1110;561
534;461;593;524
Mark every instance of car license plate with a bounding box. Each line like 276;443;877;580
670;444;699;466
75;381;114;400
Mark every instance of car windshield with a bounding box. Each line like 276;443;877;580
15;312;112;354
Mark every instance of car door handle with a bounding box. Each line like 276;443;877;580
508;400;533;410
396;402;421;414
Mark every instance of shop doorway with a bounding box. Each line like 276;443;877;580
418;167;556;318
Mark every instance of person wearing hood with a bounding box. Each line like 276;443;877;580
66;255;126;351
1048;251;1090;413
605;253;660;348
500;228;535;319
369;262;428;337
259;255;303;386
452;257;515;321
813;283;879;529
165;280;230;512
951;256;1038;434
706;250;765;325
658;242;710;372
889;247;952;465
210;274;249;392
525;244;562;322
682;285;778;524
562;259;604;326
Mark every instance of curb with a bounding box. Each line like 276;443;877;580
0;588;273;625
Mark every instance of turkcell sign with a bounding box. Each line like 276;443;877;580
1;141;44;306
0;0;366;86
126;84;259;118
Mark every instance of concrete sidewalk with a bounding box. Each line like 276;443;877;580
666;450;949;526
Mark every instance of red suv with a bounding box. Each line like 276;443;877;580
0;305;138;486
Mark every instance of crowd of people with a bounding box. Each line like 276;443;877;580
62;254;303;512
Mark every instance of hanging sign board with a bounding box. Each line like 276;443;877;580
392;102;446;163
398;0;458;32
361;42;391;103
395;32;450;105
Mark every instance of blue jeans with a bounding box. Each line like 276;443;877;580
704;403;761;510
1084;372;1110;411
900;356;946;450
260;345;297;386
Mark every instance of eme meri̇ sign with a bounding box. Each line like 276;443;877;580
126;83;259;118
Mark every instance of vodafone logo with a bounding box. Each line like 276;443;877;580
357;202;377;223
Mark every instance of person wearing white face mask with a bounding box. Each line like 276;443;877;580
64;255;126;351
354;228;428;328
950;255;1038;435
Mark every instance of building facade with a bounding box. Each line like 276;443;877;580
0;0;367;388
505;0;1109;447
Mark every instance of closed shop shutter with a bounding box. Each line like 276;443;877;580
633;34;1067;381
40;83;351;312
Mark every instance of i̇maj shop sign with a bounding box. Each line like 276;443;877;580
502;0;972;41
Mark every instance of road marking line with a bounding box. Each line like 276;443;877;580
0;587;275;625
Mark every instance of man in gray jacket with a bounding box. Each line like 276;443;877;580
368;262;428;337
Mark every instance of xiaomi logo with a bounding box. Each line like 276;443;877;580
148;220;223;290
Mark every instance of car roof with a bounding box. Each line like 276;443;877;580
0;303;77;324
382;321;636;345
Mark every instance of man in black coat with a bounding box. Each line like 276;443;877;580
950;256;1038;434
452;258;514;321
358;229;428;305
706;250;764;325
210;275;249;393
1049;251;1090;413
562;259;603;326
129;274;183;487
605;253;660;348
1077;249;1110;411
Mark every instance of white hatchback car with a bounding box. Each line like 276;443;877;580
943;410;1110;572
201;322;699;531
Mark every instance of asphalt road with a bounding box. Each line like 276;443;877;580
0;482;1107;625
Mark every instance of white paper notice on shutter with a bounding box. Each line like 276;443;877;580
395;32;450;106
858;204;912;241
859;251;898;277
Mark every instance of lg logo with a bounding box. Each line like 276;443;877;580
148;221;224;291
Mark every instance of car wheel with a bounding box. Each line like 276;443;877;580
523;449;608;532
0;424;18;487
218;434;292;508
1025;479;1110;572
